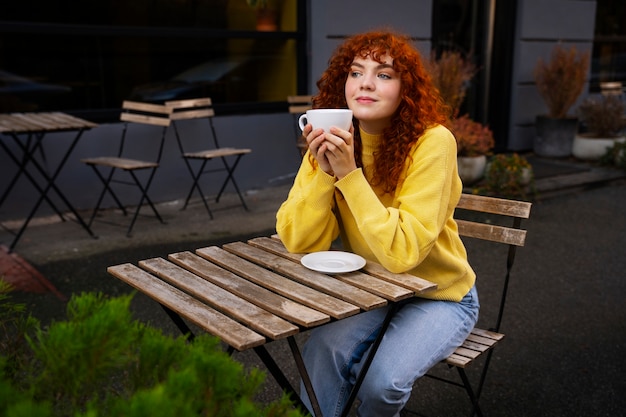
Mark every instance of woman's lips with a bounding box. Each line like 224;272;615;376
356;96;376;104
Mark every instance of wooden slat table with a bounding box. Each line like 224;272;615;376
108;236;437;417
0;112;98;251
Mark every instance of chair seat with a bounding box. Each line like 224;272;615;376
444;327;505;368
81;156;159;170
183;147;252;159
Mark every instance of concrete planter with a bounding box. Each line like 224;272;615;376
457;155;487;185
534;116;578;158
572;134;626;161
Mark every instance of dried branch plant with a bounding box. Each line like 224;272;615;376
578;95;625;137
534;45;590;118
427;51;477;117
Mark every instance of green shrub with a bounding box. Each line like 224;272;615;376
0;285;304;417
474;153;535;200
600;140;626;170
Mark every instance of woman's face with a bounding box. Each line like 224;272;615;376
344;53;402;134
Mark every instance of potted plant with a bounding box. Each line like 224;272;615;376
573;94;626;160
427;50;477;118
533;44;590;157
451;114;495;184
478;153;534;200
246;0;278;31
427;51;493;184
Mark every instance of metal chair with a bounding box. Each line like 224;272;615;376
80;101;171;236
165;98;251;219
413;193;532;417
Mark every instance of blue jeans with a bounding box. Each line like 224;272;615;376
300;285;479;417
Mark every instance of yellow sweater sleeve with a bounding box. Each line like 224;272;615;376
275;153;341;252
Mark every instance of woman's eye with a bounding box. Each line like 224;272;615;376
378;73;392;80
350;71;362;77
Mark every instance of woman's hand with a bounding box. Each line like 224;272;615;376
303;124;334;175
304;124;357;179
323;125;357;180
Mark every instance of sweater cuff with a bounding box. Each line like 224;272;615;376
335;168;366;193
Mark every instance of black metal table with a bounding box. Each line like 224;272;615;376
0;112;98;251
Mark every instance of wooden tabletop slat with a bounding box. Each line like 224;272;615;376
257;236;437;294
138;257;299;340
195;246;361;320
8;113;55;130
248;237;415;302
107;263;265;351
332;271;414;302
0;115;35;132
362;262;438;294
225;241;387;310
168;251;330;327
0;112;97;133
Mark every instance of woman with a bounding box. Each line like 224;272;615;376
276;30;479;417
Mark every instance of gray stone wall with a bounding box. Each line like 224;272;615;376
508;0;597;150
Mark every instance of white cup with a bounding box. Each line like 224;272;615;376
298;109;353;132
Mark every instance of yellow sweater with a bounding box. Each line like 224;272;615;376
276;125;475;301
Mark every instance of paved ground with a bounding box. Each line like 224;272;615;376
2;158;626;416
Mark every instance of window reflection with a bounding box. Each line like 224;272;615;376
591;0;626;91
0;0;303;119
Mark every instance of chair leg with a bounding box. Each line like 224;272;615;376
215;155;248;211
182;159;214;219
456;367;484;417
126;169;165;236
87;166;129;224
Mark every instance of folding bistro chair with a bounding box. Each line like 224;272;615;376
287;95;312;157
80;101;171;236
165;98;251;219
413;193;532;417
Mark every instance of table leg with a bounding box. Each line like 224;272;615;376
340;302;403;417
253;344;314;416
4;130;97;251
0;133;66;220
161;304;195;342
286;337;323;417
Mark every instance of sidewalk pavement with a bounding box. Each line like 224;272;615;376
2;156;626;416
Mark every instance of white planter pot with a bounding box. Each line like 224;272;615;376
457;155;487;185
572;134;626;161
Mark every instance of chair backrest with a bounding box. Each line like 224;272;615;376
166;97;215;121
287;95;313;114
165;97;221;149
116;100;171;161
287;95;313;156
120;100;171;126
454;193;532;332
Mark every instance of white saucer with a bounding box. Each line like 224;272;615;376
301;251;366;274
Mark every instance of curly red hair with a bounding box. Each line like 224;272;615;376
313;30;451;193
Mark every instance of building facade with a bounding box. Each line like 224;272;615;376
0;0;622;219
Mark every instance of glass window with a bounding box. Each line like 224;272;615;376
591;0;626;92
0;0;306;121
431;0;491;122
